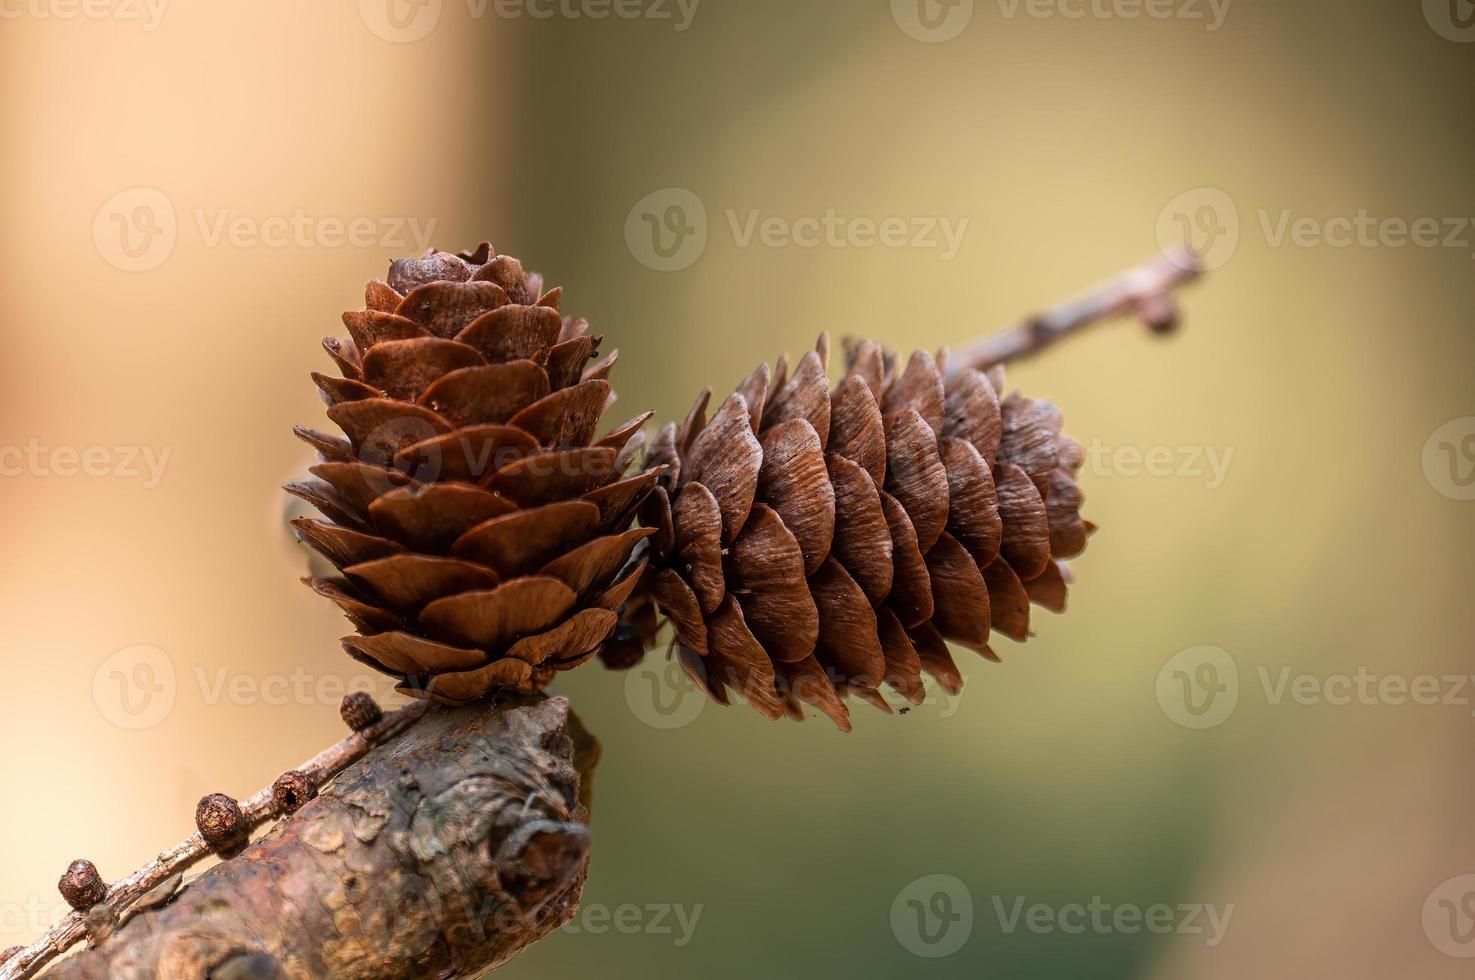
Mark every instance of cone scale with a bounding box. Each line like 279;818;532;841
289;244;658;705
625;336;1092;731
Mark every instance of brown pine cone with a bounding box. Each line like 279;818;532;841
628;336;1092;731
288;243;658;705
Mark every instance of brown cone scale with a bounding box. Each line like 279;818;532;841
627;337;1092;731
291;244;657;704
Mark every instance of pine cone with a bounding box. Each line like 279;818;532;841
629;337;1092;731
288;244;658;705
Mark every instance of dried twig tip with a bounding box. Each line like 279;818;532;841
339;692;383;732
946;249;1205;372
58;860;107;912
271;770;317;815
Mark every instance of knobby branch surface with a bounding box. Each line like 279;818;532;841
2;703;429;980
947;247;1203;373
29;697;595;980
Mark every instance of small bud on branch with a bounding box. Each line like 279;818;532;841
194;794;246;851
57;862;106;913
340;691;383;731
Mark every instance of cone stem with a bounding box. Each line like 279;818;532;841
947;248;1203;374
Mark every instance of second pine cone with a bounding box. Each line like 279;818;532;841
625;336;1092;731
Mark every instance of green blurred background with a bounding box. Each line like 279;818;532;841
504;2;1475;977
2;1;1473;978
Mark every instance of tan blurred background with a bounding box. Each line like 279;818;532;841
2;1;1473;977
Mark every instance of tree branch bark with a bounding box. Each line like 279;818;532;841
34;697;596;980
946;247;1202;373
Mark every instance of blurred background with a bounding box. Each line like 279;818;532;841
2;1;1473;977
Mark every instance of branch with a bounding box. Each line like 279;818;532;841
18;697;593;980
3;699;428;979
0;699;427;980
0;247;1199;980
946;247;1203;373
